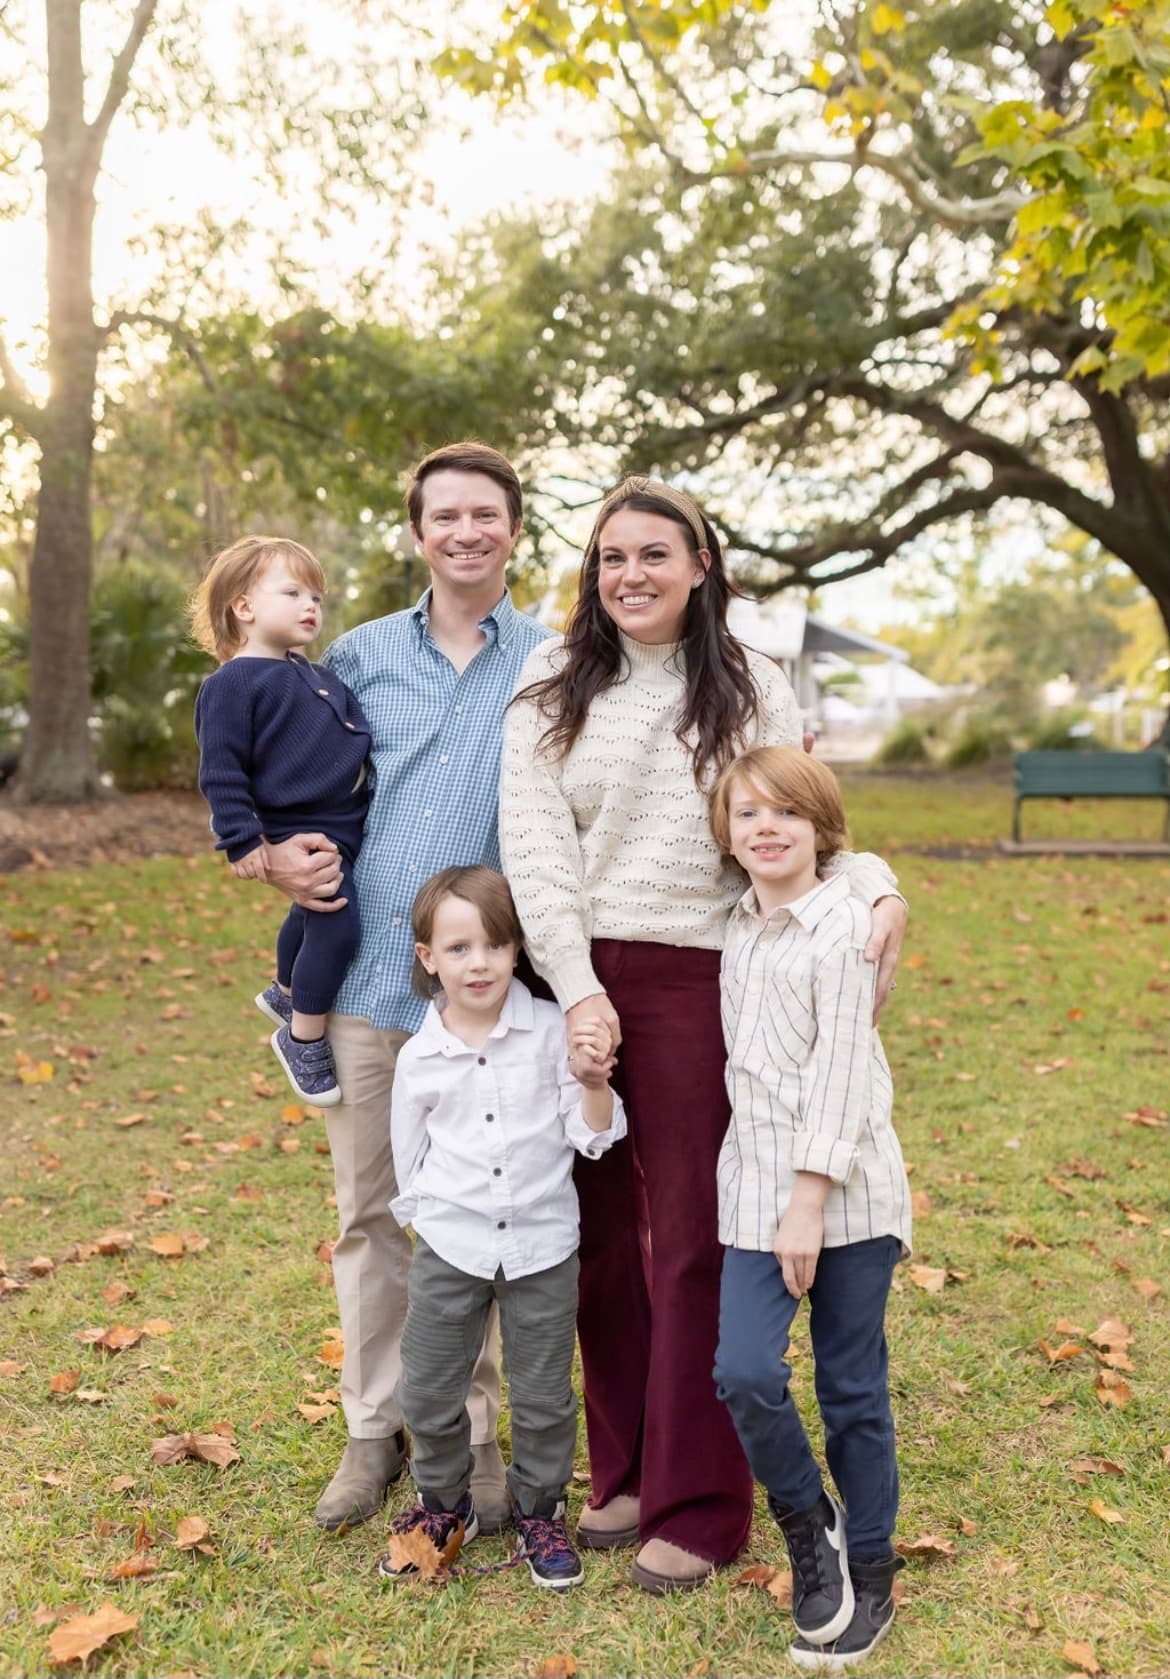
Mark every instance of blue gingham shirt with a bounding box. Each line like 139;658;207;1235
321;590;552;1032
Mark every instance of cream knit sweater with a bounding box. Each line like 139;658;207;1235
500;631;898;1011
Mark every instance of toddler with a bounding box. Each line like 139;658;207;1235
192;535;371;1106
378;865;624;1590
709;747;911;1671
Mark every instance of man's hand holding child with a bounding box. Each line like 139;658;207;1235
772;1171;832;1299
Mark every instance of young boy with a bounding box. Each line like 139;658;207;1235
378;865;624;1590
708;747;911;1671
191;535;370;1107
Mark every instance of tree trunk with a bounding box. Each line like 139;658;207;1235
13;0;102;803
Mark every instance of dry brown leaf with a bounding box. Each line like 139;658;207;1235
1116;1201;1152;1227
49;1369;81;1396
141;1318;174;1337
174;1516;213;1553
383;1527;445;1580
29;1254;55;1276
317;1338;344;1369
1008;1232;1051;1252
147;1233;186;1258
958;1517;978;1536
76;1389;108;1404
1063;1638;1102;1676
150;1432;241;1470
1095;1370;1132;1409
233;1184;264;1202
910;1190;933;1218
1095;1349;1135;1372
94;1229;135;1255
1023;1605;1043;1631
296;1402;337;1424
895;1533;957;1560
1132;1277;1161;1300
0;1359;24;1377
766;1568;793;1605
1089;1317;1133;1350
1069;1458;1125;1478
1088;1498;1124;1524
108;1476;136;1493
47;1602;139;1666
153;1392;178;1408
908;1265;947;1294
734;1563;779;1588
281;1103;305;1126
101;1325;142;1353
943;1376;971;1396
114;1113;146;1128
1038;1339;1085;1364
102;1281;133;1307
1054;1317;1085;1335
109;1553;158;1580
536;1659;578;1679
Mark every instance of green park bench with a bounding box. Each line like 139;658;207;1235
1011;749;1170;844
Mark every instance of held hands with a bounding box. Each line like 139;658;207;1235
231;844;270;882
864;895;908;1023
566;994;621;1090
263;834;346;912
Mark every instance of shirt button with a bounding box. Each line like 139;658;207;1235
477;1057;486;1066
393;916;401;926
485;1113;494;1122
454;704;462;713
317;688;329;696
440;755;448;765
492;1167;502;1177
497;1220;506;1229
344;721;355;730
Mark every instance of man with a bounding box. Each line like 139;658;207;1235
264;442;552;1532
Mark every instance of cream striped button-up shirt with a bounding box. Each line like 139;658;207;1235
718;873;911;1255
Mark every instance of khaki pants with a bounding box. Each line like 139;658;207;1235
326;1012;501;1443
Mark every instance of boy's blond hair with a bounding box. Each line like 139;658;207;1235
410;866;524;1000
190;535;327;661
709;746;849;869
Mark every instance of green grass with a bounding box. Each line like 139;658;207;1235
1;773;1169;1677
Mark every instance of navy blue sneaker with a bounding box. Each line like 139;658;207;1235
513;1501;585;1590
255;982;293;1029
376;1492;479;1580
270;1025;341;1106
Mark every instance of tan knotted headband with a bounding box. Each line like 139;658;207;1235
589;475;709;554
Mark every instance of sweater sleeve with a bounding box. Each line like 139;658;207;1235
194;668;264;862
499;644;603;1011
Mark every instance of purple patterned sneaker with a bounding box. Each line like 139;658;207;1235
255;982;293;1029
376;1493;478;1579
270;1025;341;1106
513;1501;585;1590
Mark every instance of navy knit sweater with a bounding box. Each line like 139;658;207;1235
194;654;372;863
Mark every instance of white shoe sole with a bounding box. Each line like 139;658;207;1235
270;1028;342;1107
789;1617;893;1672
255;989;291;1029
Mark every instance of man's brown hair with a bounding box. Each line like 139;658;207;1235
709;746;849;870
190;535;326;661
410;865;524;999
405;442;523;533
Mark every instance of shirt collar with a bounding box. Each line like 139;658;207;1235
732;870;850;932
412;977;536;1057
410;587;519;650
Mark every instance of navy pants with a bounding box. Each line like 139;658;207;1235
274;854;360;1016
714;1237;900;1558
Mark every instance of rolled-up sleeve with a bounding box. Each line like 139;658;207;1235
792;940;875;1184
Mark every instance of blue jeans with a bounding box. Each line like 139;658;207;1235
714;1237;900;1557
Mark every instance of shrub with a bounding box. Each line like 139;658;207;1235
1027;712;1108;751
944;716;1015;768
873;719;931;766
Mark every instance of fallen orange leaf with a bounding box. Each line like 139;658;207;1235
147;1234;186;1258
47;1602;138;1666
49;1369;81;1396
141;1318;174;1337
174;1516;214;1554
908;1265;947;1294
1038;1339;1085;1364
895;1534;957;1560
1095;1370;1132;1408
1089;1317;1133;1350
382;1526;446;1581
536;1659;578;1679
109;1554;158;1580
1088;1499;1123;1524
150;1432;241;1470
1063;1637;1102;1676
1133;1277;1161;1300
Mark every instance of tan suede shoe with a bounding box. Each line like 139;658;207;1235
314;1432;406;1532
577;1493;641;1549
630;1536;715;1594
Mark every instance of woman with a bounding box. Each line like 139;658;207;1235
499;477;905;1592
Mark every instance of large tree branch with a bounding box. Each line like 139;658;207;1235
104;310;218;392
85;0;159;174
0;328;43;439
693;144;1027;227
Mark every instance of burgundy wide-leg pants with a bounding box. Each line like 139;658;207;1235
574;939;754;1565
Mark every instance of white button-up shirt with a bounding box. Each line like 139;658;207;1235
390;979;626;1280
718;873;911;1255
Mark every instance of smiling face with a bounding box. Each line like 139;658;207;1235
414;893;518;1033
725;774;821;910
595;508;709;645
233;553;323;658
410;469;521;603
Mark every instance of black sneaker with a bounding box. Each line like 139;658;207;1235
789;1555;905;1671
376;1492;478;1580
513;1500;585;1590
770;1488;853;1644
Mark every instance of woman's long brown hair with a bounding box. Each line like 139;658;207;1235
515;480;760;783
